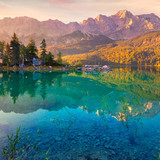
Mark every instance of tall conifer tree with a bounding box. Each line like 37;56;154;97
26;39;38;64
40;39;47;65
10;33;20;66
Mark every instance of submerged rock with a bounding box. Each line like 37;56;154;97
104;144;111;149
55;136;62;141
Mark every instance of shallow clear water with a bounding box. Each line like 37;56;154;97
0;68;160;160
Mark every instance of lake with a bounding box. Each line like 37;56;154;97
0;67;160;160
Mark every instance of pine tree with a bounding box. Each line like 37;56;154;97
26;39;38;64
40;39;47;65
3;43;10;66
0;41;5;60
57;52;62;64
10;33;20;66
46;52;54;66
20;44;26;66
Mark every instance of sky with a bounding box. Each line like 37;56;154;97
0;0;159;23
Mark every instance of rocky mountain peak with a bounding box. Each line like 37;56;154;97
138;13;160;22
95;14;108;22
80;18;95;25
114;10;133;18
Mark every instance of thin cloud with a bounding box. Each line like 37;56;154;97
46;0;82;12
47;0;74;5
0;3;10;14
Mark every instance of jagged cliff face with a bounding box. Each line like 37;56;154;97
80;10;160;40
0;10;160;44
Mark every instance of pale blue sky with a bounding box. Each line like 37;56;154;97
0;0;159;23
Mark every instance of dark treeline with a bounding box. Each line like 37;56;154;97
0;33;63;67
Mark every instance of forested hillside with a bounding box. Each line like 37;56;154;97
47;34;114;57
62;31;160;65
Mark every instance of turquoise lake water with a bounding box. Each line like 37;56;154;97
0;68;160;160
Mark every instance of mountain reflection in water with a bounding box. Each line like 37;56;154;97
0;68;159;120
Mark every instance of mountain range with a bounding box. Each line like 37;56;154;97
0;9;160;46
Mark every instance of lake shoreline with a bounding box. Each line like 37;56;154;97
0;66;67;72
0;64;159;72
